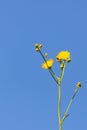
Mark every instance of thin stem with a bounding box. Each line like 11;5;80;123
62;87;79;123
58;82;61;125
59;124;62;130
39;50;58;83
60;64;66;81
39;50;48;64
58;84;62;130
49;69;58;84
58;63;66;130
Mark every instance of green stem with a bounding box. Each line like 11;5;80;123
59;124;62;130
58;82;61;125
62;87;79;123
58;63;66;130
60;62;66;81
58;83;63;130
39;50;58;83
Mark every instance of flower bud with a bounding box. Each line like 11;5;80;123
45;53;48;57
67;58;71;62
34;43;39;47
39;44;43;48
76;82;81;88
34;43;42;52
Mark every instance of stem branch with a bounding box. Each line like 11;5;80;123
58;63;66;130
62;87;79;123
39;50;58;83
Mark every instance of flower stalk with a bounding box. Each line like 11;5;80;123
57;62;65;130
62;87;80;123
39;50;58;83
34;43;81;130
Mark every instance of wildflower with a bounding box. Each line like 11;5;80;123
42;59;54;69
56;51;71;62
76;82;81;88
34;43;43;52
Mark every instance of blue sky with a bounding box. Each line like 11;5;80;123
0;0;87;130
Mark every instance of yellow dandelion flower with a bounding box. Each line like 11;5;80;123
76;82;81;88
42;59;54;69
56;51;71;62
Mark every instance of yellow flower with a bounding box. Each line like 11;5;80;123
34;43;43;52
56;51;71;62
76;82;81;88
42;59;54;69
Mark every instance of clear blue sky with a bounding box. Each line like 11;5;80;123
0;0;87;130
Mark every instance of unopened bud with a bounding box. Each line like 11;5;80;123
67;58;71;62
76;82;81;88
45;53;48;57
39;44;43;48
34;43;39;47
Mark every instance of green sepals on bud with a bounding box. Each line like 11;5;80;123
34;43;39;47
44;53;48;58
67;58;71;62
76;82;81;88
39;44;43;48
34;43;43;52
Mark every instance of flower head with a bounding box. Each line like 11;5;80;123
56;51;71;62
34;43;43;52
76;82;81;88
42;59;54;69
